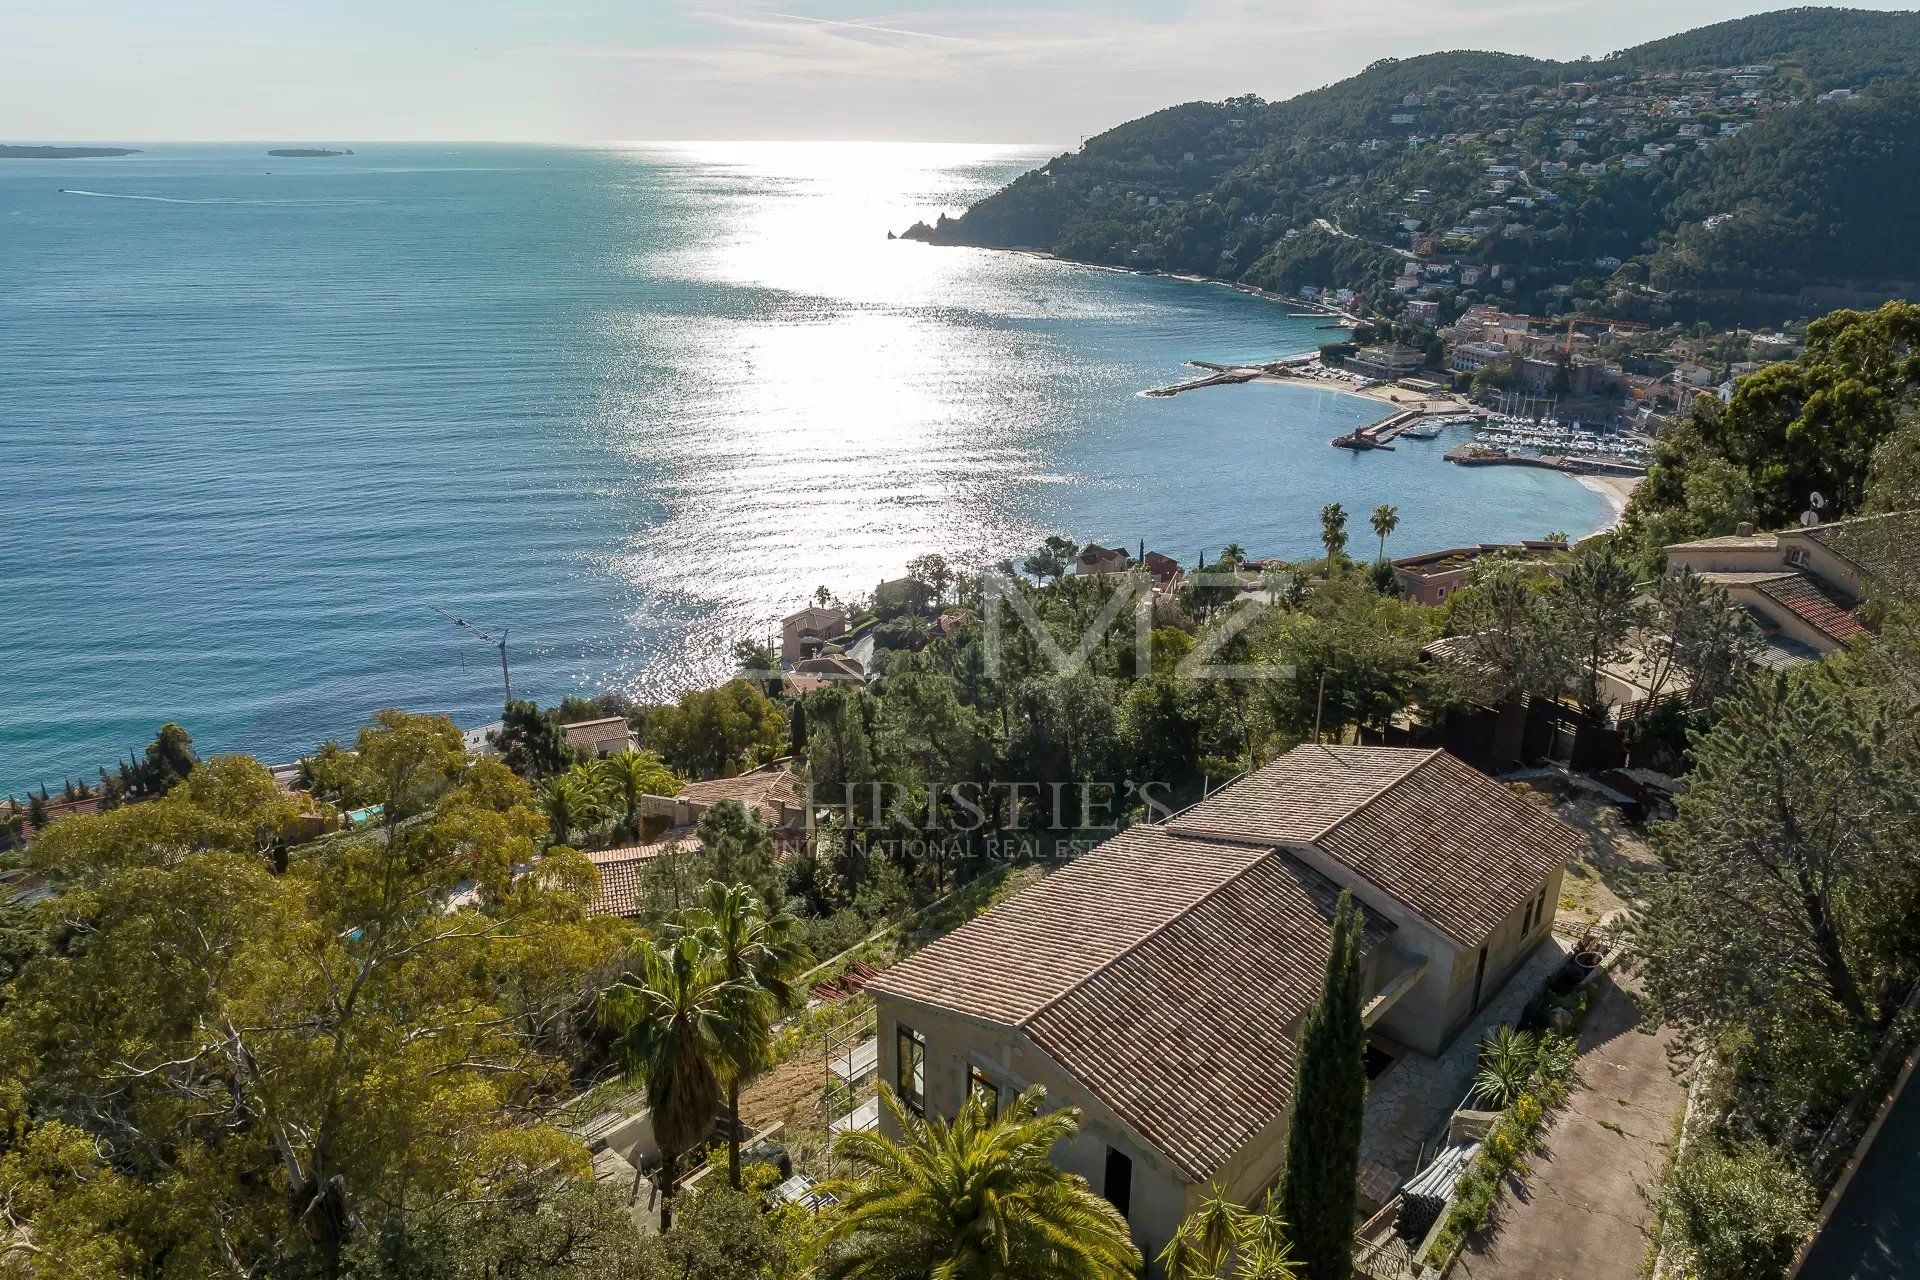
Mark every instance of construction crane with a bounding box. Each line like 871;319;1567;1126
429;604;511;705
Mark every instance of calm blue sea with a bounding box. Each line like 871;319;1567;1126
0;142;1606;793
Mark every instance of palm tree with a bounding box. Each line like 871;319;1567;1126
1369;504;1400;564
596;749;679;838
1221;542;1247;567
689;881;811;1189
817;1086;1140;1280
1319;503;1349;568
538;766;605;847
1161;1184;1300;1279
600;934;752;1231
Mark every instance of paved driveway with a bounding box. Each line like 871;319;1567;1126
1455;970;1688;1280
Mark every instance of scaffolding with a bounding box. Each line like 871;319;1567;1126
817;1001;879;1177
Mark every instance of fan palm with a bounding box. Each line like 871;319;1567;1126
689;880;812;1189
1370;504;1399;564
600;934;753;1230
1319;503;1349;567
595;748;679;837
1472;1023;1538;1109
539;765;607;847
817;1086;1140;1280
1221;542;1247;567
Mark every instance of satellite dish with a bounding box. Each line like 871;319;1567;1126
1809;491;1827;510
1801;509;1820;527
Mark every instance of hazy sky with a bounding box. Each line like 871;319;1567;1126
3;0;1909;144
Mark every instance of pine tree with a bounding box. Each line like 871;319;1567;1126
1279;892;1367;1280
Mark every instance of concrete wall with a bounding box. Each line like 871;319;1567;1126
1721;583;1843;654
874;995;1211;1269
1283;841;1562;1056
1778;530;1866;603
1665;544;1784;576
1434;864;1564;1049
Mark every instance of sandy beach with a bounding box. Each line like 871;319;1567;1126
1252;361;1478;415
1574;472;1643;530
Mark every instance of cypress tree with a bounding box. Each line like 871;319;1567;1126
1280;891;1367;1280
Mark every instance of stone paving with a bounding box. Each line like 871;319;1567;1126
1359;936;1572;1193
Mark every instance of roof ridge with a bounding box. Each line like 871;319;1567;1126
1310;746;1442;845
1018;837;1280;1031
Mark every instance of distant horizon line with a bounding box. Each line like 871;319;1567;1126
6;137;1065;149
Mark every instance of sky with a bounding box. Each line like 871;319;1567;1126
2;0;1911;144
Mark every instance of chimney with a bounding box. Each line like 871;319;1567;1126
1735;521;1755;537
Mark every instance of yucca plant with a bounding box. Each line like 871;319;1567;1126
1472;1024;1537;1109
816;1086;1141;1280
1160;1183;1300;1279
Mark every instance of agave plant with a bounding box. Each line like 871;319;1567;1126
1471;1024;1537;1110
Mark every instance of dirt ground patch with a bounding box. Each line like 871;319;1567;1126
1509;779;1658;927
741;1051;829;1136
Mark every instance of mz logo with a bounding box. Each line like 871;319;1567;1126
980;569;1294;681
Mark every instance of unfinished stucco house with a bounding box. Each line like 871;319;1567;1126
866;744;1583;1264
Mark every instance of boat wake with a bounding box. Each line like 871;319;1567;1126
59;189;374;206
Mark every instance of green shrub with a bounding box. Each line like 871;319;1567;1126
1661;1140;1817;1280
1472;1025;1537;1108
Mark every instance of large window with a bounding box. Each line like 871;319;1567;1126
896;1025;926;1114
966;1065;999;1120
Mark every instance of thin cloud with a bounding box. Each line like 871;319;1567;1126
766;12;971;42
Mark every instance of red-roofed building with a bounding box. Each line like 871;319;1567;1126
868;746;1577;1263
1665;513;1909;655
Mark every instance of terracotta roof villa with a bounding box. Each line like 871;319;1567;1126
868;745;1579;1266
585;836;698;918
1664;512;1914;656
560;716;632;759
674;758;806;831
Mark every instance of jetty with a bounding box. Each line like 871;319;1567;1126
1332;408;1464;451
1144;362;1262;397
1445;444;1647;477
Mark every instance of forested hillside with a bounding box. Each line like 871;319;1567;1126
906;8;1920;325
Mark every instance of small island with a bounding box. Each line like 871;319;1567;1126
0;145;141;159
266;148;353;158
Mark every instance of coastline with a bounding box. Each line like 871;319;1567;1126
1147;350;1628;539
995;246;1361;322
1574;472;1642;532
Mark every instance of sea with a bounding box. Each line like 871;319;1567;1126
0;142;1608;794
